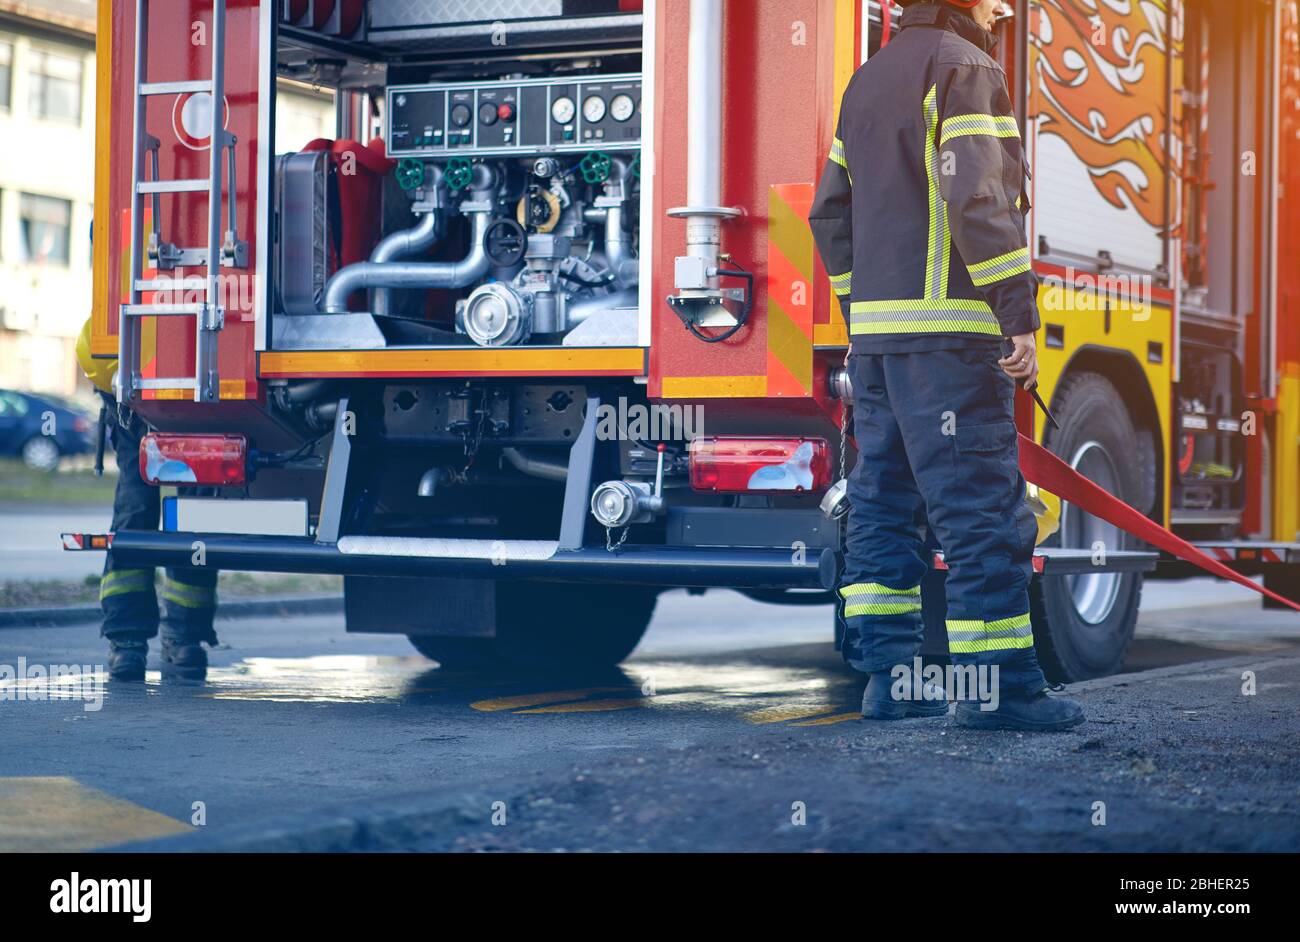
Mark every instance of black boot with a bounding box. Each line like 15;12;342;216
107;639;148;681
861;668;950;720
160;637;208;680
955;688;1085;731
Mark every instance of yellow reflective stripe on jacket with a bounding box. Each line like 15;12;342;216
829;136;847;169
922;85;950;300
840;582;921;618
848;298;1000;336
967;247;1032;287
99;568;154;601
160;578;216;610
828;270;852;297
945;612;1033;654
938;113;1020;147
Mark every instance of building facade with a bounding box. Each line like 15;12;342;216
0;0;332;399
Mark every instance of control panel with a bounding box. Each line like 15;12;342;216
386;73;643;158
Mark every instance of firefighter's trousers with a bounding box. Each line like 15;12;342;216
99;405;218;645
840;346;1048;698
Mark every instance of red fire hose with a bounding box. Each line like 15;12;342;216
1018;434;1300;612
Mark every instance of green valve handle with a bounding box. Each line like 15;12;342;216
628;153;640;180
444;157;474;191
579;151;612;184
395;158;425;191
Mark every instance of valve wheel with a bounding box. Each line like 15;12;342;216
483;218;528;267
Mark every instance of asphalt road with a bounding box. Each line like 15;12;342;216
0;503;112;581
1;587;1298;852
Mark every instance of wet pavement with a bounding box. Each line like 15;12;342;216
1;586;1298;852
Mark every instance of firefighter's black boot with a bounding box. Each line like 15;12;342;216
107;638;148;682
955;689;1085;731
160;637;208;680
861;668;950;720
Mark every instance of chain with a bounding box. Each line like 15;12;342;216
605;525;629;553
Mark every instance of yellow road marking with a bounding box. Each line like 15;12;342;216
0;777;188;852
744;705;842;725
515;697;648;714
469;686;633;712
792;711;862;727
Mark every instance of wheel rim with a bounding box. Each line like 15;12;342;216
23;437;59;471
1061;440;1123;625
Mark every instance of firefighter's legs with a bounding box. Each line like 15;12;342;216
99;410;219;680
158;565;218;678
841;356;949;718
884;347;1052;700
100;412;159;680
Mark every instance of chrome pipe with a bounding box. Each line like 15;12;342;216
323;209;492;315
370;211;442;316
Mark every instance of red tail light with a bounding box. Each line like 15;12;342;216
688;437;831;493
139;434;248;486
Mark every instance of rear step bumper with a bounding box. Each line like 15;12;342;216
106;531;1159;590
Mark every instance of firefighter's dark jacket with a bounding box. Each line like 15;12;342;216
810;3;1040;353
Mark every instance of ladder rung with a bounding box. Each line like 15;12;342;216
138;179;210;194
122;303;206;317
135;278;207;292
140;80;212;96
136;378;198;391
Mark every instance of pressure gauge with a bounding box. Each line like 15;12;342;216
582;94;607;123
609;93;636;122
551;95;575;124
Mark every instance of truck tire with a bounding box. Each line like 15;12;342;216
1036;372;1145;682
407;582;658;672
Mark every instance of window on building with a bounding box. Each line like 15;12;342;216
0;42;12;110
19;194;72;265
28;48;82;122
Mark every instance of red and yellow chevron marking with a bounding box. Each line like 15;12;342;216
765;184;815;397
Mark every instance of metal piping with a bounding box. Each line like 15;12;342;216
604;204;633;280
502;447;569;482
566;289;638;327
686;0;722;213
323;208;493;315
370;211;443;316
666;0;740;314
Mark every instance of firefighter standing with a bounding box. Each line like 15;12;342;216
810;0;1084;730
76;319;219;681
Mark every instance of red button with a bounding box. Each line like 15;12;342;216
497;103;514;121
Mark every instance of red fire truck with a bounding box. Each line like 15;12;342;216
81;0;1300;677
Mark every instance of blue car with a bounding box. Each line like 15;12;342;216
0;389;100;471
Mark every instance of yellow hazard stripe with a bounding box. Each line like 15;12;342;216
829;136;847;168
160;579;216;609
968;246;1032;286
939;113;1020;147
840;582;921;597
98;569;154;600
848;298;1000;336
945;613;1033;653
840;582;922;617
923;86;950;301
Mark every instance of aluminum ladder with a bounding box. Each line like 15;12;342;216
117;0;247;404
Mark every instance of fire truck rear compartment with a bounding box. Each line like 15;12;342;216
270;10;646;356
